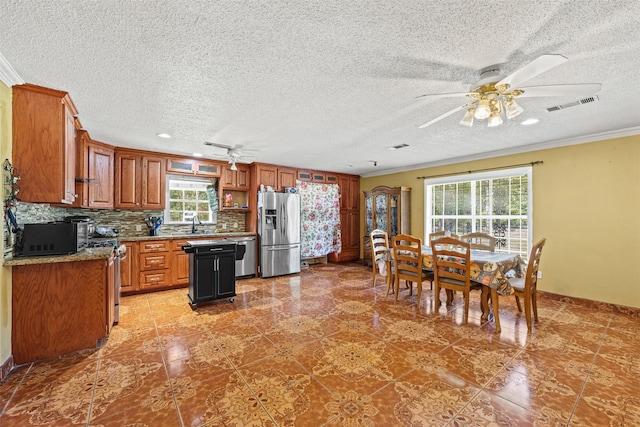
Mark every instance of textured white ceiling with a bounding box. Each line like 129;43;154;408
2;0;640;176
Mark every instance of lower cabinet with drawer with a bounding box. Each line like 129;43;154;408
121;236;250;295
138;239;172;291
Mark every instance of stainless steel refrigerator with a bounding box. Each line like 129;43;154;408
258;191;301;277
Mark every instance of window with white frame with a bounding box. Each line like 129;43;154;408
165;176;218;224
424;166;532;257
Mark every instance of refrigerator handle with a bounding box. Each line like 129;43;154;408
281;201;286;236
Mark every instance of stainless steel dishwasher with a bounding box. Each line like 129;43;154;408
225;236;257;279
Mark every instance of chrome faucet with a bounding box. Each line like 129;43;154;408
191;215;202;234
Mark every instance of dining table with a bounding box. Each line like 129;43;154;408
385;245;525;321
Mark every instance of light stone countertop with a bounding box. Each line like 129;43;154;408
3;232;257;266
117;231;256;242
4;247;115;266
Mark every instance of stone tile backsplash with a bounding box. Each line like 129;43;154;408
12;202;247;237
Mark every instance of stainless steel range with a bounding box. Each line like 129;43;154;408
89;239;126;323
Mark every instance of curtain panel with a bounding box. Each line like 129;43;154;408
297;181;342;257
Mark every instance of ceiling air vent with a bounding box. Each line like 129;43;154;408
546;95;599;112
387;143;410;150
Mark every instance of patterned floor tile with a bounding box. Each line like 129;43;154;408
2;262;640;426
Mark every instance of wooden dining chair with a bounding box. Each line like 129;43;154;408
430;237;476;322
460;232;496;252
370;229;392;290
429;230;460;241
490;237;546;332
391;234;434;310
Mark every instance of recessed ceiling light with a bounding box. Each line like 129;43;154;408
156;133;171;138
346;164;353;168
521;119;539;126
192;152;203;157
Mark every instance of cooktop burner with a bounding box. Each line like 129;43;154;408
88;239;119;248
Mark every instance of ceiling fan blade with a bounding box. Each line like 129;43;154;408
515;83;602;98
415;91;470;100
418;103;474;129
498;54;568;89
204;141;232;150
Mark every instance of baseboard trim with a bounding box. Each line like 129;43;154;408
1;355;14;381
538;290;639;318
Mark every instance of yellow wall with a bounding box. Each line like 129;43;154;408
0;81;12;367
361;137;640;308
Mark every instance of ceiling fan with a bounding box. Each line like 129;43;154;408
204;142;256;170
416;54;601;128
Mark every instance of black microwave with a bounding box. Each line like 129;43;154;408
20;221;89;256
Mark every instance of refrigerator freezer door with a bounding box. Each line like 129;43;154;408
260;192;300;246
260;244;301;278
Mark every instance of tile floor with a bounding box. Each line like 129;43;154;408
1;262;639;426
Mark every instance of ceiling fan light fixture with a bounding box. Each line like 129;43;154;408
504;98;524;119
487;110;503;127
459;108;475;127
474;99;491;119
230;161;238;171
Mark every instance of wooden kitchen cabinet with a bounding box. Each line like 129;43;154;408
221;164;250;190
12;257;113;364
142;156;166;209
172;239;191;286
167;157;221;177
138;239;171;291
252;163;296;192
12;84;79;204
278;167;297;190
329;174;361;263
171;238;213;286
253;163;278;189
75;131;114;208
115;150;166;209
120;241;137;294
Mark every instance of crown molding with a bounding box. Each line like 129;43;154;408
360;126;640;178
0;51;24;87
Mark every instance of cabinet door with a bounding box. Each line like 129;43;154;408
216;253;236;298
256;165;278;188
278;167;296;190
329;211;360;263
325;173;339;184
374;193;388;232
120;242;137;294
195;161;220;177
115;153;141;209
192;253;215;301
142;156;166;209
297;171;312;182
221;166;236;187
12;85;79;204
167;158;196;174
173;251;190;286
63;102;78;204
339;175;360;210
364;195;373;235
87;143;114;208
236;165;250;190
106;256;115;333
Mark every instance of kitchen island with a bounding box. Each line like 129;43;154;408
5;247;115;364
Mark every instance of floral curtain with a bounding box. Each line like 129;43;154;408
297;181;341;257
